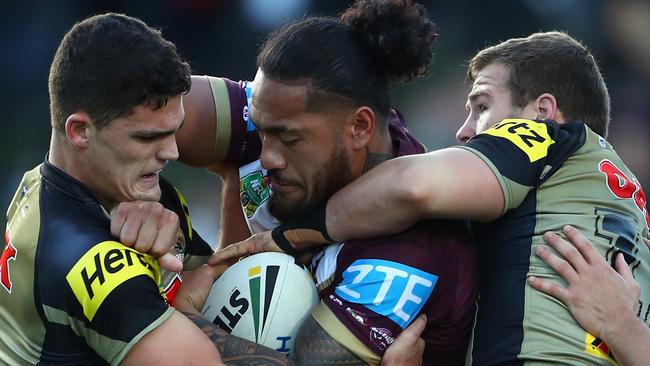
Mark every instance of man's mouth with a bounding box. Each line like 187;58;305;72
141;168;163;179
268;176;300;193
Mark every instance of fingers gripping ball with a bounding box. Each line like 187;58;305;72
200;252;318;356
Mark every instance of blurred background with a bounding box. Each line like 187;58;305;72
1;0;648;244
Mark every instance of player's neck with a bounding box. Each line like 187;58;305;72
361;129;394;174
49;133;89;188
49;136;116;210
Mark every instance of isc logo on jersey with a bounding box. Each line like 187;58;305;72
66;241;160;321
483;118;555;163
335;259;438;329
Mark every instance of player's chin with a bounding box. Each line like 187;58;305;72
132;185;162;202
269;197;304;222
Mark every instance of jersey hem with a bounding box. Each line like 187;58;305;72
111;306;175;365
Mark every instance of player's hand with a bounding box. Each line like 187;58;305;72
110;201;183;273
174;264;230;314
381;314;426;366
209;230;283;265
528;225;641;340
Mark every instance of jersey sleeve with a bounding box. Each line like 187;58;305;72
456;118;585;212
313;223;454;364
205;76;261;166
61;241;173;365
157;177;212;307
159;176;213;268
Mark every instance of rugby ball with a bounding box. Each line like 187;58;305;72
201;252;318;356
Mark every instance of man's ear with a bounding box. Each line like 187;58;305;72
349;106;375;151
535;93;563;122
64;112;93;149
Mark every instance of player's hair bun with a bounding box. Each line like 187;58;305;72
341;0;437;82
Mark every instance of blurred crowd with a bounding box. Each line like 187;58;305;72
1;0;648;244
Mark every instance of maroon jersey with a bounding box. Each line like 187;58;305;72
209;76;478;365
311;114;478;365
313;220;478;365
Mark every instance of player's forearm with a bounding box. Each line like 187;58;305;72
184;312;289;366
293;316;367;365
326;154;430;241
326;148;502;241
600;312;650;366
215;165;251;249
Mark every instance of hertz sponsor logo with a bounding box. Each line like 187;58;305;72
66;241;160;321
483;118;555;163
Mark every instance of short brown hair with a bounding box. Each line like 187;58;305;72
48;13;191;132
467;31;610;137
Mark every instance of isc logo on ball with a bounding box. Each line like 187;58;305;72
208;264;293;354
212;288;249;332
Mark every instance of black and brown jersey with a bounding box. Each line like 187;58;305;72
459;118;650;366
0;160;211;365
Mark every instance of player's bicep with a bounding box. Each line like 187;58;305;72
414;148;504;221
63;241;173;363
179;76;260;169
293;315;367;366
121;311;223;366
178;75;219;167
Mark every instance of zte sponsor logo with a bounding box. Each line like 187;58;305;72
66;241;159;321
336;259;437;328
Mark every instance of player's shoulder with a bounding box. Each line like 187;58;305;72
37;228;161;325
36;198;113;267
478;118;587;148
340;219;473;271
465;118;588;180
346;219;470;250
36;168;124;280
36;212;117;283
388;108;427;155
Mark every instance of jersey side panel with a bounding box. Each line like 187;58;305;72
0;166;45;365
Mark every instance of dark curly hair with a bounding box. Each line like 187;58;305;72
256;0;436;123
48;13;191;132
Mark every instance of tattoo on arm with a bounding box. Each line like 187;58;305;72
293;316;367;365
183;312;289;366
362;149;391;174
